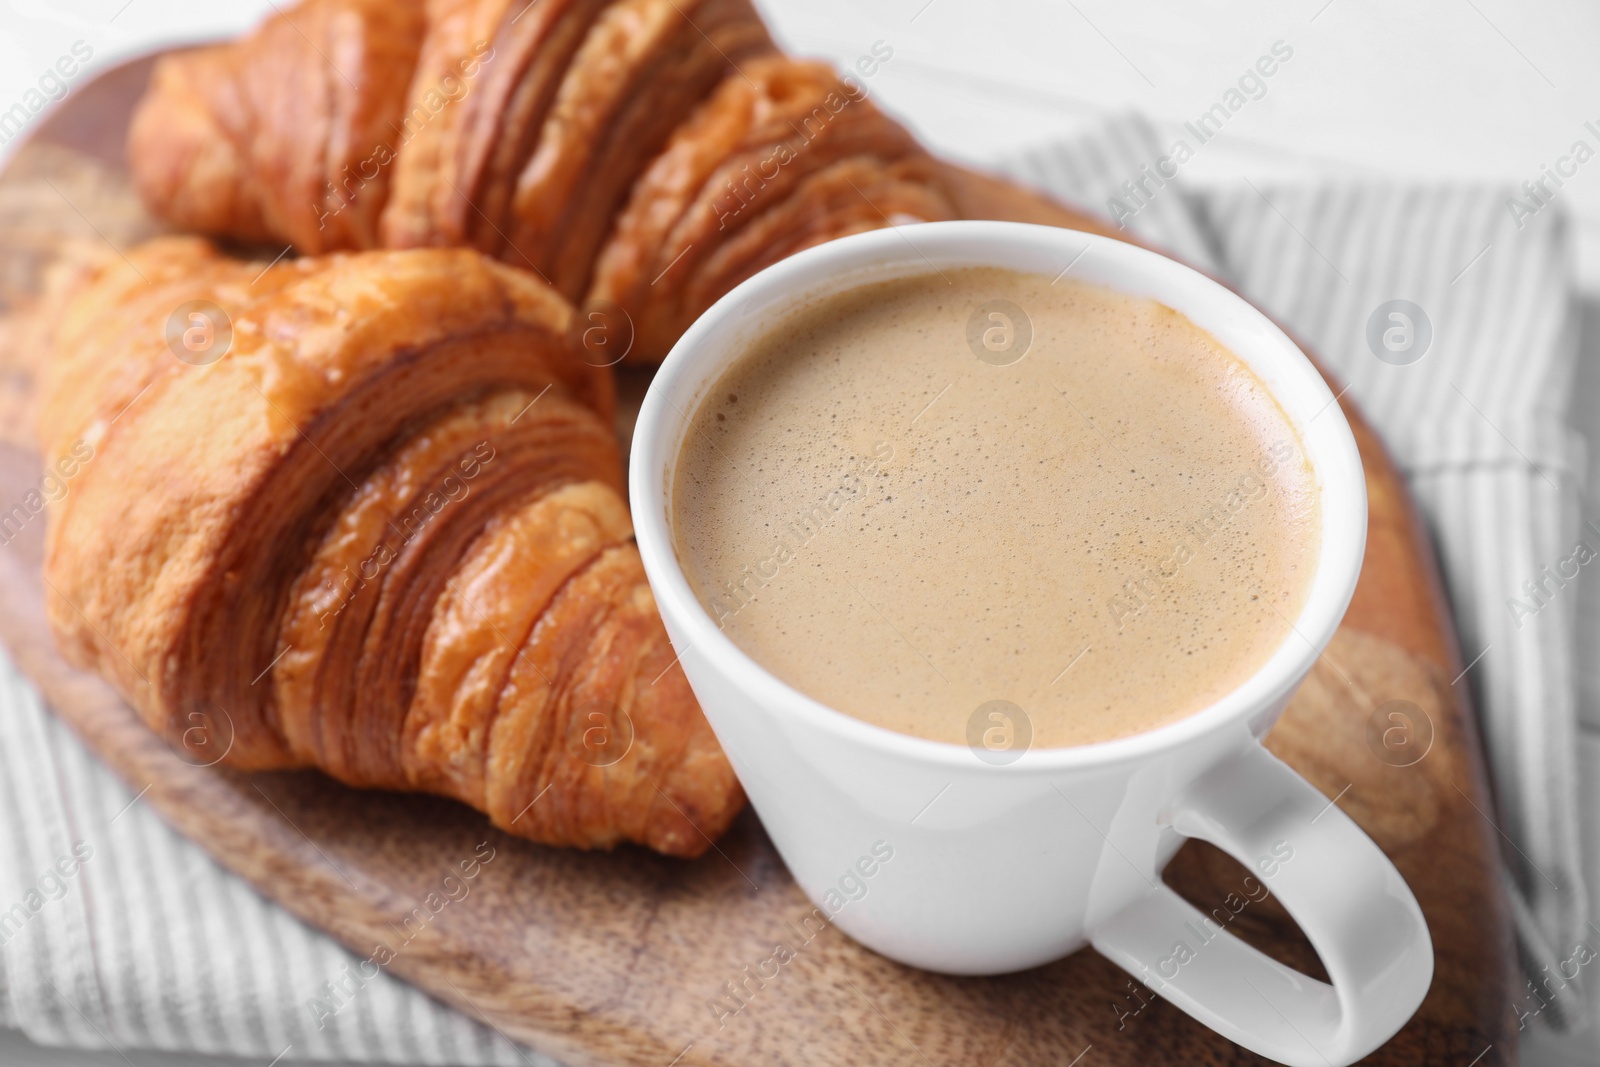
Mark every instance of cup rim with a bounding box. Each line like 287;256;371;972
629;220;1367;772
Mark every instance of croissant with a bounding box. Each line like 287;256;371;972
589;55;956;359
127;0;427;252
127;0;954;360
33;236;742;857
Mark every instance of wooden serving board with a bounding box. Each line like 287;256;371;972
0;54;1516;1067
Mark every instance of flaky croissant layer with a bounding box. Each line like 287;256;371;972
34;237;742;858
127;0;954;363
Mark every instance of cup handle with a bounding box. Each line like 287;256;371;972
1089;742;1433;1067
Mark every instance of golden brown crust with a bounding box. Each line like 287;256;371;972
686;153;956;311
126;0;963;364
37;238;597;763
587;58;955;361
404;481;632;803
485;542;742;854
127;53;274;244
449;0;613;254
33;237;738;856
129;0;426;252
378;0;515;250
271;389;624;786
504;0;773;294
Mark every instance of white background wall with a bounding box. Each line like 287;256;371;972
0;1;1595;1064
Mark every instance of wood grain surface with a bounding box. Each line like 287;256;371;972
0;53;1517;1067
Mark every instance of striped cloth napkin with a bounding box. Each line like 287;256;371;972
0;114;1584;1062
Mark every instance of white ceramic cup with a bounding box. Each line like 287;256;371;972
630;221;1433;1067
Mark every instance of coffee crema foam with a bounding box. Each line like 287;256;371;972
672;267;1320;750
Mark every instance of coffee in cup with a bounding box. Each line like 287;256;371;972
672;266;1319;751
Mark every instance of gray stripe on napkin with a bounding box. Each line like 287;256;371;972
0;653;540;1065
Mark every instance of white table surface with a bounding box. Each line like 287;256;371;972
1;2;1596;1064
